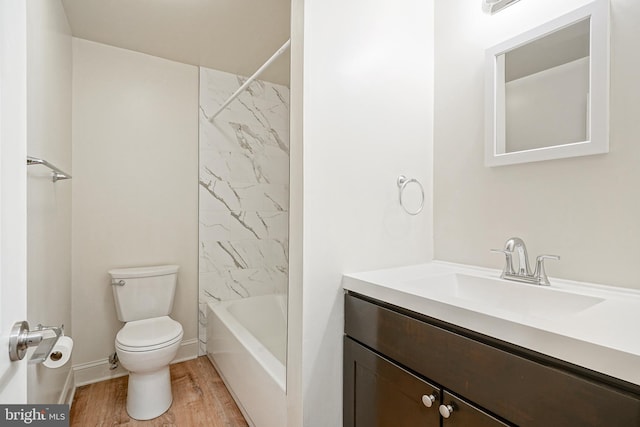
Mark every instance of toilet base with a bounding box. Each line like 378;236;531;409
126;366;173;420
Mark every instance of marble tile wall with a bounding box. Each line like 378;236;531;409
198;67;289;354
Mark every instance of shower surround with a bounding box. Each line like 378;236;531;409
198;66;289;355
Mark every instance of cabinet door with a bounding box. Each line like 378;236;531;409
344;337;440;427
440;391;512;427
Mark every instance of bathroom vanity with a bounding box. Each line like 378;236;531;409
343;262;640;426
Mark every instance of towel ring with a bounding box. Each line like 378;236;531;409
397;175;425;216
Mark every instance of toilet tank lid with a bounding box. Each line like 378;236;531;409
108;264;179;279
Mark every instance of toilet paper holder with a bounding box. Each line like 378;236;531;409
9;321;64;363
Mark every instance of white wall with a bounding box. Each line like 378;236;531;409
434;0;640;289
26;0;73;404
71;39;199;369
286;0;304;424
288;0;435;424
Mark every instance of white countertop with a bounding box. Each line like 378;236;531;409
342;261;640;386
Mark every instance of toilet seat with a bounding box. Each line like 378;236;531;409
116;316;183;352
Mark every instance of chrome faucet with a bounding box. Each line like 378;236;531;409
491;237;559;286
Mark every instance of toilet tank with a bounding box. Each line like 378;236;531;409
109;265;179;322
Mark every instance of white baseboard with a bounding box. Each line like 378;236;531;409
72;357;128;388
173;338;199;363
59;368;75;406
72;338;199;388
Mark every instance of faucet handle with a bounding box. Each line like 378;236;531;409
534;254;560;286
490;249;515;276
537;254;560;261
490;249;512;256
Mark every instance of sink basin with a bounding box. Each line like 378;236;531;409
404;273;604;319
343;261;640;386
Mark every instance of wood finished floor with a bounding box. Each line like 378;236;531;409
70;356;248;427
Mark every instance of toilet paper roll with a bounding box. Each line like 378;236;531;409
43;336;73;368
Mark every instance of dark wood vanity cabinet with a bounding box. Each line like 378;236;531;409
344;292;640;427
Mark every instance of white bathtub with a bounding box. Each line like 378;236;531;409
207;295;287;427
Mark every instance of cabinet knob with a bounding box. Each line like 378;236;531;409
439;404;455;418
421;394;437;408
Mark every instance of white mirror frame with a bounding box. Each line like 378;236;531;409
485;0;609;167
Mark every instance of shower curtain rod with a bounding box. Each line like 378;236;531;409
210;39;291;120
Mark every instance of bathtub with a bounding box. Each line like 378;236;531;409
207;294;287;427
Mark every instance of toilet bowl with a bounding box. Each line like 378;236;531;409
109;264;183;420
115;316;183;420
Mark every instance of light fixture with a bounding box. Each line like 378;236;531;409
482;0;522;14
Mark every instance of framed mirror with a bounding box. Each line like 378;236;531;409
485;0;609;167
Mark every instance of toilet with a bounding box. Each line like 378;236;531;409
109;264;183;420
